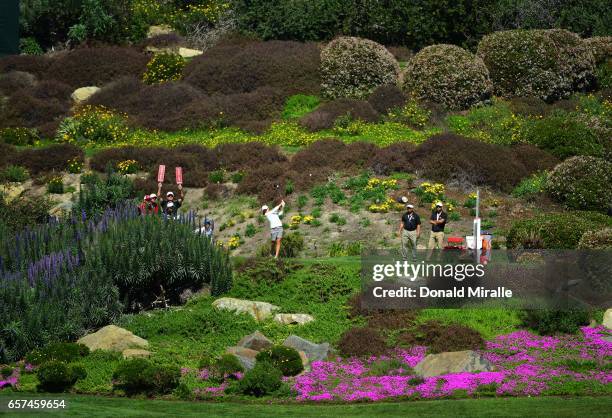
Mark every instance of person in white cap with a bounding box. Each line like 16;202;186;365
397;203;421;261
428;202;447;249
158;182;184;218
262;199;285;258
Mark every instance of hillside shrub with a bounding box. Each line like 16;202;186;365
236;257;289;285
584;36;612;64
26;342;89;366
215;142;285;171
72;172;135;217
28;80;72;103
2;165;29;183
143;53;186;84
369;142;417;175
184;40;320;95
212;354;244;380
338;327;387;357
299;98;380;131
255;345;304;376
93;216;233;308
279;232;304;258
56;105;131;145
37;361;86;393
521;309;590;335
578;228;612;249
14;144;83;175
411;134;529;192
477;29;595;101
112;358;180;395
235;362;282;397
398;321;485;353
0;71;38;93
46;46;149;88
545;156;611;211
403;44;492;110
511;172;548;201
510;144;559;174
506;211;612;249
0;193;53;231
0;93;69;137
0;55;51;78
321;36;399;99
367;84;406;114
19;37;44;55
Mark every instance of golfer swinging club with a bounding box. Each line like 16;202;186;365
262;199;285;259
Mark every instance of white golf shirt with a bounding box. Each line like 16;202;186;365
266;205;284;229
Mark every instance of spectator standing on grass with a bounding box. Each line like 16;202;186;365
158;182;184;218
262;199;285;259
398;204;421;261
428;202;447;249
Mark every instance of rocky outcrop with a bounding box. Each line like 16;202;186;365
237;331;273;351
77;325;149;352
71;86;100;104
212;297;279;321
283;335;332;363
274;313;314;325
414;350;495;377
225;346;259;370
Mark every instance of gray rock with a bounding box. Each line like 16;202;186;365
71;86;100;103
212;297;279;321
283;335;332;363
274;313;314;325
237;331;273;351
603;308;612;330
225;346;258;370
414;350;495;378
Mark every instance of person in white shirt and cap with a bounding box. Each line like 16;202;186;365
157;182;184;218
262;199;285;259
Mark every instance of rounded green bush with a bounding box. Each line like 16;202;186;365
26;342;90;366
477;29;595;101
321;36;399;99
521;309;590;335
36;361;86;393
506;211;612;249
236;362;282;397
210;354;244;382
142;53;185;84
112;358;180;395
545;156;612;211
403;44;492;110
255;345;303;377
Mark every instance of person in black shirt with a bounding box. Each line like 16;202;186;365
428;202;448;249
157;182;184;218
397;204;421;261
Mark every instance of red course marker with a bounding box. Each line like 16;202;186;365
157;165;166;183
175;167;183;185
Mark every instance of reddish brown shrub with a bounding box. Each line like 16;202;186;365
28;80;72;103
0;55;51;78
184;40;320;96
411;134;528;192
13;144;83;175
236;162;289;202
342;142;377;170
511;144;560;173
46;46;149;88
215;142;286;171
87;76;144;109
299;98;380;132
398;321;484;353
133;177;158;196
338;327;388;358
211;87;286;127
0;143;18;169
368;84;406;114
289;139;345;173
0;71;38;94
367;311;419;330
0;93;69;136
369;142;417;175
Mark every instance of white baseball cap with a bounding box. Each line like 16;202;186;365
400;196;408;203
149;193;157;199
436;202;443;207
167;191;174;197
406;204;414;208
261;205;269;212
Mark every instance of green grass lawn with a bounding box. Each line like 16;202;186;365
1;394;610;417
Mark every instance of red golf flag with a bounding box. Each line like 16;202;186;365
175;167;183;185
157;165;166;183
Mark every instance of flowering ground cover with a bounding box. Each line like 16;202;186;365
178;326;610;402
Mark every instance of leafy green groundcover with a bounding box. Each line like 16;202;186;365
0;394;611;418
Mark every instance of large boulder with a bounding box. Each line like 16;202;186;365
225;346;259;370
414;350;495;378
77;325;148;352
274;313;315;325
237;331;273;351
604;308;612;330
283;335;332;363
212;297;280;321
71;86;100;104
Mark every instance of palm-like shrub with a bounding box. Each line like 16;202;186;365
545;156;612;211
321;36;399;99
403;44;492;110
477;29;595;101
94;216;232;308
